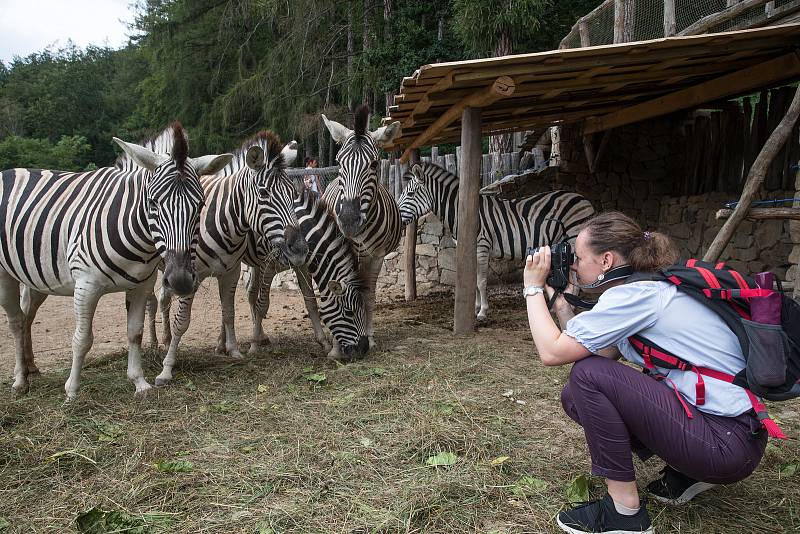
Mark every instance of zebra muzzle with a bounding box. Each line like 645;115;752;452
162;250;197;296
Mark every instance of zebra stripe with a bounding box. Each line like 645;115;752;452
398;162;596;318
0;124;231;399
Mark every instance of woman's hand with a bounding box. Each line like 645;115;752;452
524;246;550;287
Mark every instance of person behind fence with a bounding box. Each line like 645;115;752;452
304;156;323;195
523;211;767;534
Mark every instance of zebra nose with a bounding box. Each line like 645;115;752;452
337;199;362;237
163;251;196;296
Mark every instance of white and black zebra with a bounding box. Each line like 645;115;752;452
0;124;233;399
133;131;309;387
320;105;402;348
246;184;370;360
398;162;596;320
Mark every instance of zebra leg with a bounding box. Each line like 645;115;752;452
217;267;243;359
145;292;159;349
0;274;30;394
156;292;195;387
248;263;276;354
125;284;154;396
21;285;48;376
295;265;332;353
159;286;173;348
362;255;384;350
476;245;491;321
64;281;103;401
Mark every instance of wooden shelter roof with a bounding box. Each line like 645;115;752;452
383;24;800;155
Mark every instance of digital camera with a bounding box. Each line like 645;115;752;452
526;242;574;291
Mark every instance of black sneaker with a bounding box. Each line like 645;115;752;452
556;494;653;534
646;466;717;505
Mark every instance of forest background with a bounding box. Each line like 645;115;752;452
0;0;601;171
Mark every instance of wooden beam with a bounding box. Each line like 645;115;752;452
664;0;677;37
404;150;419;301
454;107;481;335
716;207;800;220
579;20;591;47
399;76;515;162
614;0;634;44
679;0;771;36
583;52;800;135
703;84;800;262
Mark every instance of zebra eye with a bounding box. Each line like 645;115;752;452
258;186;271;198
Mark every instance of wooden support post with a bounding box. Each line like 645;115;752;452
614;0;634;44
703;84;800;262
679;0;771;35
404;150;419;301
664;0;676;37
578;20;591;47
454;107;482;335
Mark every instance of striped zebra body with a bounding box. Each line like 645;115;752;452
398;162;595;319
248;187;369;360
147;132;309;387
0;124;233;399
321;106;402;348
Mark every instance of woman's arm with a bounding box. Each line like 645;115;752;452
524;248;591;366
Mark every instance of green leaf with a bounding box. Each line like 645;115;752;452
490;456;510;466
359;437;374;447
370;367;387;377
566;474;590;503
155;459;193;473
425;451;458;467
305;373;327;383
434;402;454;415
95;421;123;443
780;463;798;477
0;518;10;531
210;401;233;413
185;380;196;391
75;507;107;533
255;523;276;534
511;475;548;495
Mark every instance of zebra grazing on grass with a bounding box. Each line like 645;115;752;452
136;131;309;387
398;162;595;320
320;105;403;348
245;184;370;361
0;123;233;399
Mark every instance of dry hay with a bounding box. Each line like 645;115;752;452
0;288;798;533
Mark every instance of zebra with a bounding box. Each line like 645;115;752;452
134;131;309;387
320;105;403;348
0;123;233;399
398;162;596;320
244;182;370;361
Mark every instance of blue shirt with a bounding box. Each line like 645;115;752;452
564;281;753;417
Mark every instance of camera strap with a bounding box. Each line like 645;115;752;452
547;265;635;310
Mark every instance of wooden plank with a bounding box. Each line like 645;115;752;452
583;53;800;135
454;107;481;335
704;84;800;262
579;20;591;47
716;207;800;220
399;76;515;162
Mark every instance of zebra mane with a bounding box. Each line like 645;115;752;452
114;121;187;170
353;105;369;136
170;122;188;174
311;194;366;290
223;130;285;176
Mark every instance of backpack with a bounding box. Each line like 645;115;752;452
625;258;800;439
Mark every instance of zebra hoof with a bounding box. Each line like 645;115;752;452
12;378;30;395
26;365;40;376
154;377;171;387
134;382;153;397
229;350;244;360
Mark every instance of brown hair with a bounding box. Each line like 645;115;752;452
582;211;678;273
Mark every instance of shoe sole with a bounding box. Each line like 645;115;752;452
556;517;654;534
649;481;717;505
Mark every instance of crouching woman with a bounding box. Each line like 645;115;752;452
524;212;767;534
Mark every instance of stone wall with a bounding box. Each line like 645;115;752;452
377;111;797;292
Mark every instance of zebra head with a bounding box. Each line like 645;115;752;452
318;276;369;361
398;163;434;225
322;105;401;238
113;123;233;296
241;132;308;266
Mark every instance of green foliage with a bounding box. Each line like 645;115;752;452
0;0;606;163
0;135;92;170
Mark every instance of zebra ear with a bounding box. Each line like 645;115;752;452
189;153;234;176
370;121;402;148
411;163;425;181
327;280;344;296
245;145;266;170
113;138;168;171
281;140;298;166
321;114;352;144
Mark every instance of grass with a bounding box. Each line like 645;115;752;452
0;289;798;533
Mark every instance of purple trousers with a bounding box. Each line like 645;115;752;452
561;356;767;483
